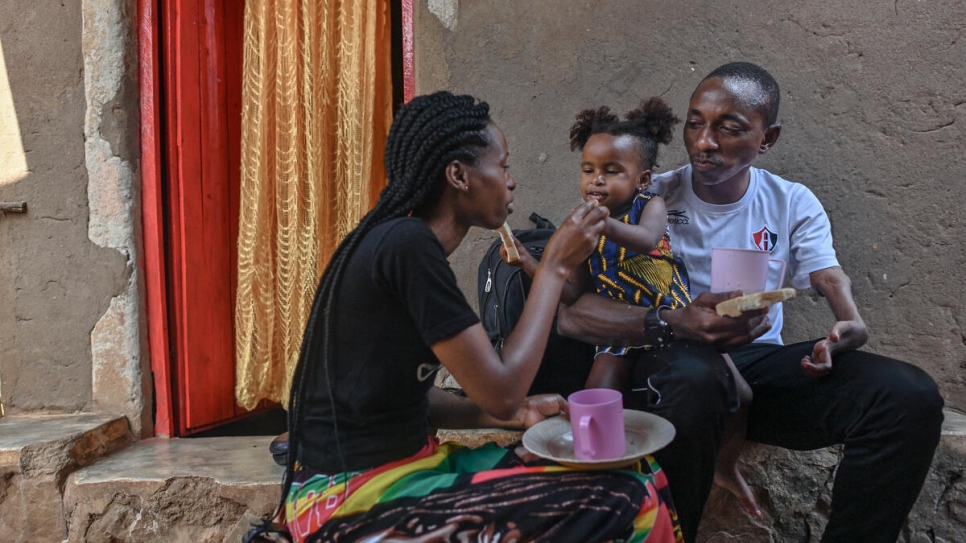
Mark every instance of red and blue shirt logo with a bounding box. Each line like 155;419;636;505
753;225;778;251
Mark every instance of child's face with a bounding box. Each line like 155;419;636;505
580;133;650;217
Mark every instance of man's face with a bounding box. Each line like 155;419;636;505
683;77;773;189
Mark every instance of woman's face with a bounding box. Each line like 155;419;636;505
462;123;516;229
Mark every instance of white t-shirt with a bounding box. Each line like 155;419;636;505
651;164;839;345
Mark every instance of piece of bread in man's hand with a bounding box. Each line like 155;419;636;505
715;288;797;317
496;222;521;264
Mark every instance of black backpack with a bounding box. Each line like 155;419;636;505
477;213;596;397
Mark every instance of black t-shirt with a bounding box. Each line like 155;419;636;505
298;217;480;472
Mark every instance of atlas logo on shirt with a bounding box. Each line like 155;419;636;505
667;209;689;225
753;225;778;251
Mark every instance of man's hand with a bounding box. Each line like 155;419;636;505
801;319;869;377
802;267;870;378
511;394;569;429
666;291;771;350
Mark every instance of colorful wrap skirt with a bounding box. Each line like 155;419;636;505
265;437;682;543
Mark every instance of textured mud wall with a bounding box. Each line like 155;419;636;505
0;3;129;412
0;1;145;433
414;0;965;411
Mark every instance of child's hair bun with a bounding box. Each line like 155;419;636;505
625;97;678;145
569;97;679;170
569;106;620;151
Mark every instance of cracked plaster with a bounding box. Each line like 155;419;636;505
82;0;147;436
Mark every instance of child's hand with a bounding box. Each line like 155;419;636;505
601;215;617;237
500;237;539;277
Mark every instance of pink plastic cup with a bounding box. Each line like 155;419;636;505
568;388;626;460
710;247;786;294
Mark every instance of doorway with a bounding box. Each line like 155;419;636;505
140;0;412;437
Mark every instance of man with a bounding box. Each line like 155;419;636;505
557;62;943;543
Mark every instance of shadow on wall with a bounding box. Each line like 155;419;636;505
0;5;129;414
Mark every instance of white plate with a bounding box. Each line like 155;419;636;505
522;410;675;470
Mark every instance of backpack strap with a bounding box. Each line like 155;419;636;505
528;212;555;230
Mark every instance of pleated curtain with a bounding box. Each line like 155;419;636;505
234;0;393;410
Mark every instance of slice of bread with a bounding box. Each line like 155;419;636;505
715;288;797;317
497;222;521;264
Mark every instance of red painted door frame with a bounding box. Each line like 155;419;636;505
139;0;172;436
139;0;415;437
401;0;415;103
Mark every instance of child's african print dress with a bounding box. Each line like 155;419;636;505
588;192;691;357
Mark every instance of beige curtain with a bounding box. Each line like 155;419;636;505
235;0;393;410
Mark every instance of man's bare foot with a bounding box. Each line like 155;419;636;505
714;464;762;518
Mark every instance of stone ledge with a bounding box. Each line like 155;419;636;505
0;412;134;543
698;409;966;542
942;409;966;436
64;436;284;543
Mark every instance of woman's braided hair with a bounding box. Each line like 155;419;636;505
273;91;492;528
569;96;679;170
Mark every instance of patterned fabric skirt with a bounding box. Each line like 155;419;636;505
266;437;682;543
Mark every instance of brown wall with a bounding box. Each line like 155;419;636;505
415;0;966;410
0;2;129;412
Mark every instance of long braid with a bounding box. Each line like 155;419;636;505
261;92;491;539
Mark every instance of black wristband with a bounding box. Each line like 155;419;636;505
643;305;673;348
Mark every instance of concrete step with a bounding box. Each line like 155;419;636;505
18;410;964;542
0;413;134;543
64;436;284;543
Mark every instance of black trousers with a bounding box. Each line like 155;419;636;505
627;341;734;543
628;340;944;543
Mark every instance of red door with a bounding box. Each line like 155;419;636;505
159;0;247;435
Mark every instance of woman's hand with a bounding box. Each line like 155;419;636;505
436;390;569;431
540;201;608;277
510;394;569;429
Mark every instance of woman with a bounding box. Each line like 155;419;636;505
250;91;682;542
